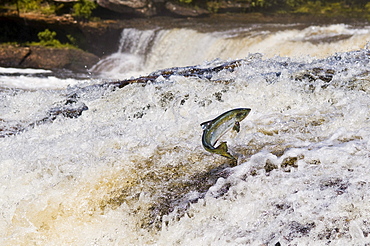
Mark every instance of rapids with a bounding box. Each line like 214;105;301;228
92;23;370;79
1;22;370;245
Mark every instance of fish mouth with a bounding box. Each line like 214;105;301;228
235;108;251;120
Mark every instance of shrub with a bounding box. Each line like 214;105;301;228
19;0;42;12
37;29;62;46
179;0;193;4
72;0;97;21
66;34;78;47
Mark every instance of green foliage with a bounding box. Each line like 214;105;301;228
1;0;91;17
2;0;370;20
72;0;97;21
250;0;270;8
66;34;78;47
207;1;220;13
89;16;101;22
292;1;360;15
18;0;42;12
284;0;305;8
40;2;64;15
31;29;77;48
2;0;61;15
37;29;59;45
179;0;193;4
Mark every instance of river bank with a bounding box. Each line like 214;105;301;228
0;9;369;72
0;44;99;72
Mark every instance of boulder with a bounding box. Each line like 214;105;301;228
97;0;157;16
164;2;209;17
0;45;99;72
0;46;31;67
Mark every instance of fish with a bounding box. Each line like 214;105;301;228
201;108;251;160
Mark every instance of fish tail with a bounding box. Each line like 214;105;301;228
216;142;236;160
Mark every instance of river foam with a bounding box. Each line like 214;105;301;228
1;24;370;245
93;24;370;79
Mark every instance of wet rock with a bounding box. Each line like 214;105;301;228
281;156;299;172
264;159;278;173
164;2;209;17
0;45;99;72
159;91;175;108
0;46;31;67
294;67;336;89
0;100;88;138
285;221;316;241
47;102;89;119
0;118;24;138
97;0;158;16
317;218;349;242
319;177;349;195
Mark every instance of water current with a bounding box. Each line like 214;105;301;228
1;22;370;245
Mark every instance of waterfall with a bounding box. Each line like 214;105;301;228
92;24;370;79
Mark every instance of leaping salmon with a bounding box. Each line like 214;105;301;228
201;108;251;160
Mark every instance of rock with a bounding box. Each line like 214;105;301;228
0;13;122;57
0;46;31;67
0;45;99;72
164;2;209;17
97;0;157;16
207;1;250;13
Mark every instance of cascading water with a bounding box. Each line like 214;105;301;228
92;28;158;78
92;24;370;79
1;21;370;245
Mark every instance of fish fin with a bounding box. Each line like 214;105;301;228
233;122;240;132
200;120;212;130
216;142;236;160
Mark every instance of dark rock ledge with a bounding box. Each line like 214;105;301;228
0;11;120;72
0;44;99;72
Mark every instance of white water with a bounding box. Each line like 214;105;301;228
1;23;370;245
0;67;92;89
93;24;370;79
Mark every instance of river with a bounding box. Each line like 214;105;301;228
1;20;370;245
